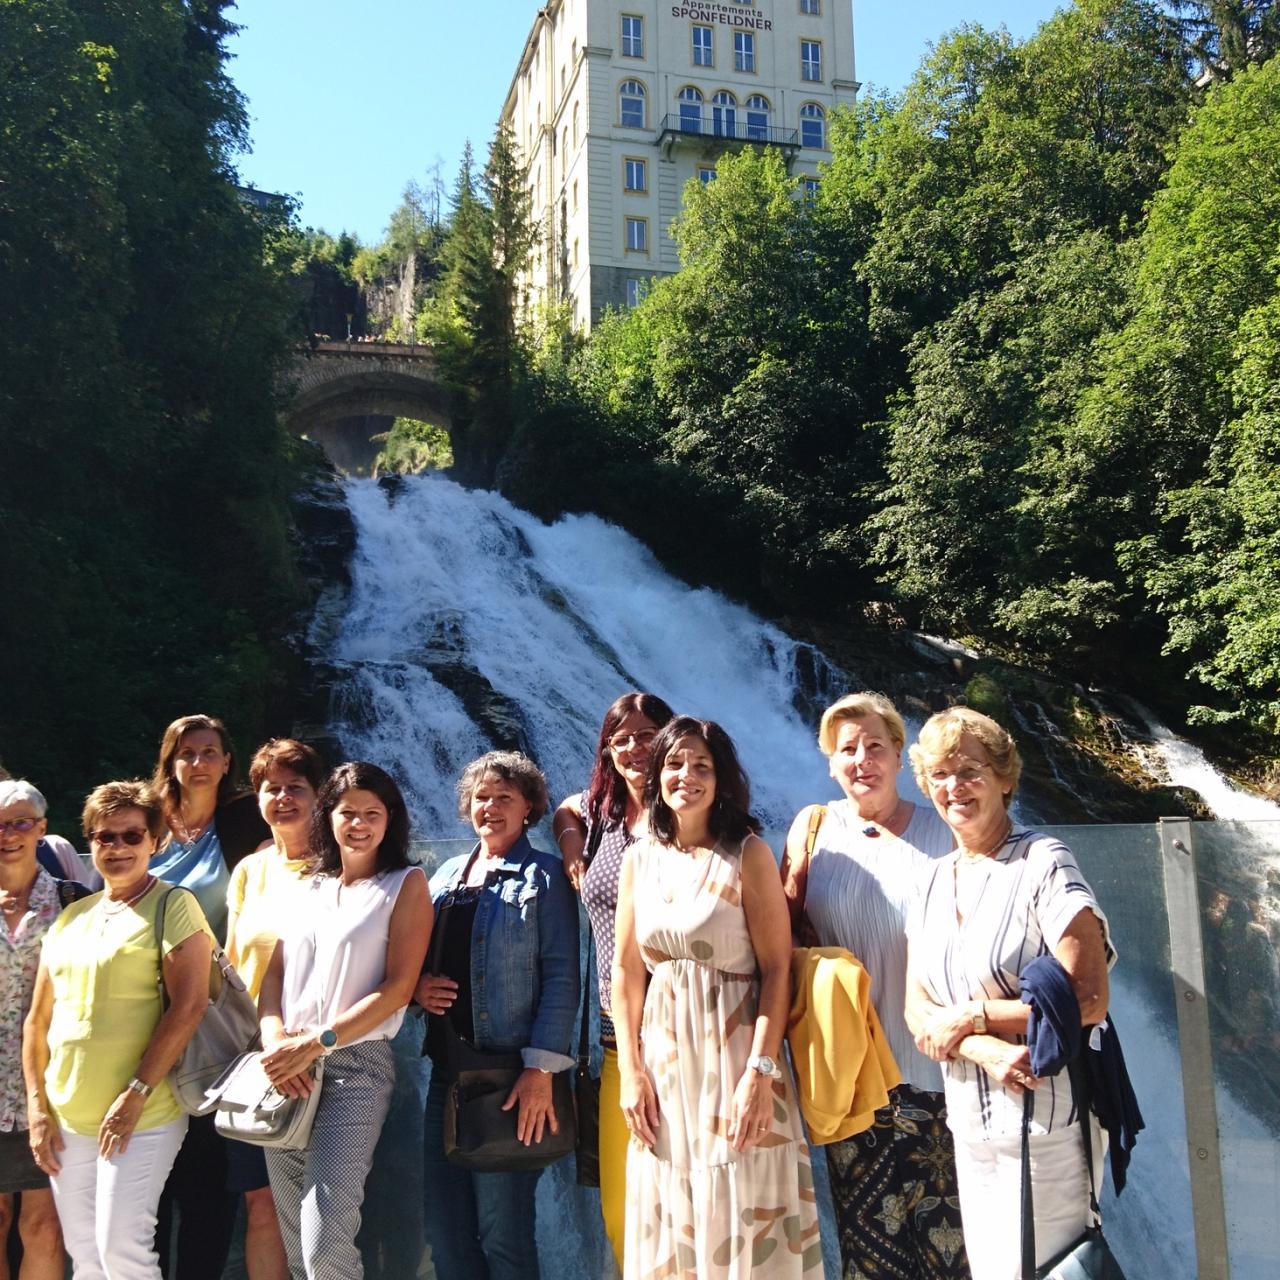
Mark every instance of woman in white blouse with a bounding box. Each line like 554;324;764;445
904;708;1114;1280
257;762;432;1280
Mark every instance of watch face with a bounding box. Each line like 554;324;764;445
753;1056;776;1076
320;1029;338;1049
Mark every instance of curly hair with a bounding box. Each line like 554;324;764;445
456;751;549;826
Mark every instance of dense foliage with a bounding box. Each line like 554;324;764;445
0;0;309;816
492;0;1280;744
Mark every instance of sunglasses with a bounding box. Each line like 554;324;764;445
91;828;150;847
0;818;40;835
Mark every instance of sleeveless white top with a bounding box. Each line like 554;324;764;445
804;800;954;1092
280;866;422;1044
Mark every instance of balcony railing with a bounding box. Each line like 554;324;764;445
657;112;799;150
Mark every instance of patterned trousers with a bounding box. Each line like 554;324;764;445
266;1040;395;1280
825;1083;970;1280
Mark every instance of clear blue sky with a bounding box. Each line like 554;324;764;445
225;1;1066;243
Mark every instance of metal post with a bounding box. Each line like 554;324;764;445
1159;817;1231;1280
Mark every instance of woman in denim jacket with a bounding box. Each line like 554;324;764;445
417;751;579;1279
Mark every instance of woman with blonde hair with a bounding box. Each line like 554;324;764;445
904;707;1115;1280
780;692;967;1280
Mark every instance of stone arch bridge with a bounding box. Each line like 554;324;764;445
284;341;451;439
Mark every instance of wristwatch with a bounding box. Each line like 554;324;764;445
970;1002;988;1035
317;1027;339;1055
746;1054;782;1080
126;1076;153;1098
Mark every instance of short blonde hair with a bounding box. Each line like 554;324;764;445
82;780;166;841
817;692;907;756
909;707;1022;807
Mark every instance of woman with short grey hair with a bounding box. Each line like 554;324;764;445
0;780;73;1280
418;750;578;1279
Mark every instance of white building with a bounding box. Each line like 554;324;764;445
501;0;858;328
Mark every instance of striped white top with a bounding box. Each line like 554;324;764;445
907;830;1116;1140
805;800;954;1092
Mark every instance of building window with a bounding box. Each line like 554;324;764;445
800;0;820;13
619;79;646;128
800;102;825;148
692;25;713;67
734;32;756;73
624;157;647;193
572;38;577;62
803;177;821;200
678;85;703;132
622;14;643;59
561;66;566;94
712;90;737;139
625;216;647;252
626;278;643;308
801;41;822;82
745;94;770;140
573;179;579;211
698;165;717;184
572;102;580;147
572;238;579;269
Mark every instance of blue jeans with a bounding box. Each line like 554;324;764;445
422;1073;541;1280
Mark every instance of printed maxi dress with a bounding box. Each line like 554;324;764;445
625;836;823;1280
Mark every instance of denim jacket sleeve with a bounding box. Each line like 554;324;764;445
523;854;581;1073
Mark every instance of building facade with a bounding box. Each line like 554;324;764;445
501;0;857;329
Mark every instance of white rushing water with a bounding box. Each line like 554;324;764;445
328;473;852;836
326;474;1278;1280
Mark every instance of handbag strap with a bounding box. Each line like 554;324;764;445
578;926;595;1067
1020;1056;1102;1280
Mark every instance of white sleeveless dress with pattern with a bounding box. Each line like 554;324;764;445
624;836;823;1279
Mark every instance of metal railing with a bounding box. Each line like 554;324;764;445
657;112;799;149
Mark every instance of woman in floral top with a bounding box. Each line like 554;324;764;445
0;779;71;1280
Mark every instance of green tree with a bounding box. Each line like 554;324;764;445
0;0;306;815
1113;57;1280;731
423;127;537;482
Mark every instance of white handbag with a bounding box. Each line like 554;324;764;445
212;1051;325;1149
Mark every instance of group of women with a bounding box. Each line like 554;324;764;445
0;692;1117;1280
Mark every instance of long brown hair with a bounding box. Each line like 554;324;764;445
644;716;758;845
150;713;240;818
583;692;675;828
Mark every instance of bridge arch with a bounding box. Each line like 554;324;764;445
283;342;454;470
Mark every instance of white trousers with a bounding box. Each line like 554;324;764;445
50;1116;187;1280
952;1116;1106;1280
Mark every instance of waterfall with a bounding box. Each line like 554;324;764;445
327;473;851;836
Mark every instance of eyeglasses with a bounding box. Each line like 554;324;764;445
91;828;150;847
0;818;39;836
609;729;658;751
926;765;992;788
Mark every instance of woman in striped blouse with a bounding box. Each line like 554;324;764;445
904;707;1114;1280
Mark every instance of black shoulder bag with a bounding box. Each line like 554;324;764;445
1021;1059;1126;1280
429;883;577;1173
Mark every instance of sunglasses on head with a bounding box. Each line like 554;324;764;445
92;828;149;847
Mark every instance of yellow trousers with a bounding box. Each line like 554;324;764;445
599;1046;628;1274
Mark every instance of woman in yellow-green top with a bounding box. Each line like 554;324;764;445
222;738;325;1280
22;780;213;1280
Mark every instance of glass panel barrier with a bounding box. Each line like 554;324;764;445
1042;824;1195;1280
1189;819;1280;1280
